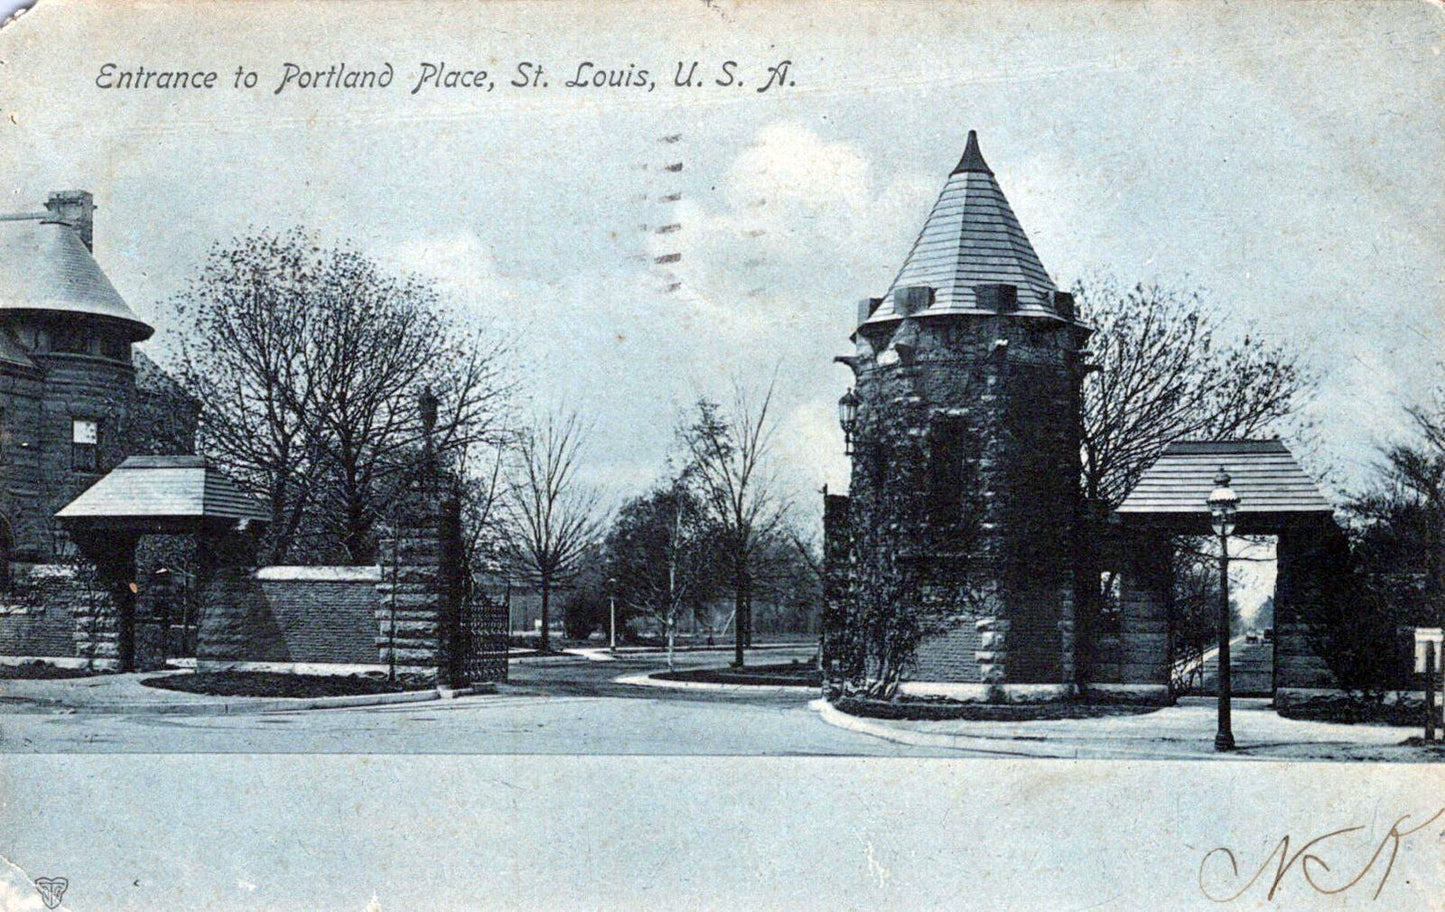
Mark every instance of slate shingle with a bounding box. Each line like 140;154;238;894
864;131;1062;326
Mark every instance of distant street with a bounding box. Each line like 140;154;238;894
1194;637;1275;696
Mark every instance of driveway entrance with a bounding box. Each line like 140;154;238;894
1105;439;1339;702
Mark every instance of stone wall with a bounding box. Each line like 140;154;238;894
33;350;139;559
1274;522;1350;691
0;564;81;657
1106;532;1173;690
0;335;197;566
820;492;851;676
374;477;464;683
256;567;382;665
196;565;385;668
912;624;985;683
0;364;51;561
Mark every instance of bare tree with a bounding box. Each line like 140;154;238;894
503;412;605;652
454;440;511;581
291;249;512;562
1350;380;1445;626
171;229;514;564
678;380;789;667
1073;275;1316;684
607;480;720;670
1077;275;1316;508
171;231;322;563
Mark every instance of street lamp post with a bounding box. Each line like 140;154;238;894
1207;467;1240;752
607;576;618;653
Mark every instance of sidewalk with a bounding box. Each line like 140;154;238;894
815;696;1440;762
0;671;446;716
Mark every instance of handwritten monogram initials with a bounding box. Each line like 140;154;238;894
1199;809;1445;902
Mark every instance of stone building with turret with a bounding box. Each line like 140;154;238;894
826;133;1092;700
0;192;199;659
0;193;504;683
0;192;197;565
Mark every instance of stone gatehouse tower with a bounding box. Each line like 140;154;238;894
828;132;1091;698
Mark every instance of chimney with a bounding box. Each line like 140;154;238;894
44;191;95;251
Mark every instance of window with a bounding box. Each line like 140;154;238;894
71;418;99;472
928;417;970;523
101;337;130;362
53;328;91;355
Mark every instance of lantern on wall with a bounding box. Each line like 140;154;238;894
837;389;859;455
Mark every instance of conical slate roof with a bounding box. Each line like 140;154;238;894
864;131;1060;325
0;218;153;341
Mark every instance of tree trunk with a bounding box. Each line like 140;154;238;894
343;497;375;565
740;570;753;649
666;615;676;672
540;577;552;653
732;581;746;668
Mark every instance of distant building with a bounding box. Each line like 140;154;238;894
0;191;198;570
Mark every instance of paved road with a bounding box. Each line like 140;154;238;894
1195;638;1274;695
0;645;1426;760
0;647;958;756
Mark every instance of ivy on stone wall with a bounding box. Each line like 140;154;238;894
831;376;990;698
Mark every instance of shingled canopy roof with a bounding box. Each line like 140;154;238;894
0;217;153;342
863;131;1066;327
56;456;269;533
1116;440;1333;534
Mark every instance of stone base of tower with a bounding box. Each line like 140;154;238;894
901;583;1081;703
898;681;1078;703
1079;684;1173;706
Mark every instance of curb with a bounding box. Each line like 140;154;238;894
810;699;1261;760
51;684;497;717
615;672;817;695
512;643;814;657
609;643;814;654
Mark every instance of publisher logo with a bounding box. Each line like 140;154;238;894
34;877;68;910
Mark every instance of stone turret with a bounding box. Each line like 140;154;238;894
831;132;1091;700
0;192;157;560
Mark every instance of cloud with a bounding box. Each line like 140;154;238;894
722;121;874;216
626;121;942;498
648;121;935;341
376;231;515;313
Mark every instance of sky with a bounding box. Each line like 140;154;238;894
1;0;1441;554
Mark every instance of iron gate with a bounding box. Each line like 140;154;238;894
458;584;510;685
